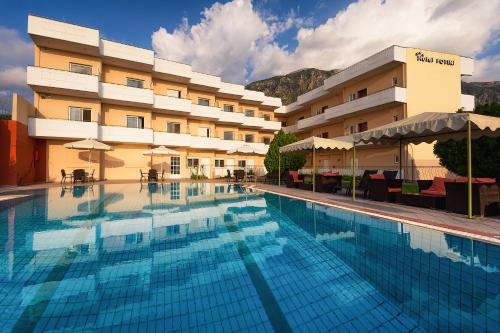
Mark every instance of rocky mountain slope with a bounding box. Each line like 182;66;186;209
246;68;500;106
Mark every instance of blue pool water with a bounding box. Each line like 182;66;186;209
0;182;498;332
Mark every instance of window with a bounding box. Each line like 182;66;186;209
223;104;234;112
215;159;225;168
245;134;254;143
170;182;180;200
281;121;288;127
299;116;305;120
127;78;144;88
166;225;180;235
167;122;181;133
170;156;180;175
126;116;144;129
262;114;271;121
198;98;210;106
69;63;92;75
357;88;368;98
394;154;400;164
166;89;181;98
244;109;255;117
198;127;210;137
358;122;368;132
238;160;246;168
187;158;199;167
262;137;271;145
321;132;329;138
69;107;91;122
214;185;225;194
349;125;357;134
223;131;234;140
347;93;357;102
125;233;143;244
393;115;399;122
321;105;328;113
392;77;399;86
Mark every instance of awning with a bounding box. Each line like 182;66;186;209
279;136;353;153
63;139;112;151
228;144;266;155
353;112;500;145
143;146;180;156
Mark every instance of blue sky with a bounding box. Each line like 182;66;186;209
0;0;499;102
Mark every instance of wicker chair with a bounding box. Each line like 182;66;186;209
445;180;499;216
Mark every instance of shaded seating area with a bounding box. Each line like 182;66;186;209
367;172;403;202
234;169;245;182
445;178;499;216
286;171;304;188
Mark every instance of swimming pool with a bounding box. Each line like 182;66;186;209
0;182;498;332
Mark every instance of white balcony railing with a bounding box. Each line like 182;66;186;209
296;86;328;106
99;82;154;107
282;124;298;134
190;136;223;150
27;66;99;97
324;46;406;91
325;87;407;121
217;111;246;124
28;118;98;139
28;15;99;53
99;126;153;144
190;104;221;120
461;94;475;111
260;120;281;131
153;95;192;114
100;39;154;68
242;89;266;103
153;132;191;147
219;82;245;97
190;71;221;90
153;58;193;80
297;113;326;130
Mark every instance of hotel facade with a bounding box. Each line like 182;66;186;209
274;46;475;175
21;15;475;183
25;16;282;182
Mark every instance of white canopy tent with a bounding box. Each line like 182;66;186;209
143;146;180;177
64;139;113;178
279;136;353;192
352;112;500;218
228;144;266;155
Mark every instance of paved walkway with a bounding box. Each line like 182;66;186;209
250;183;500;245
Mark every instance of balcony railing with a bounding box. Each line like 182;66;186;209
28;118;98;139
27;66;99;98
153;95;192;114
99;82;154;107
99;125;154;144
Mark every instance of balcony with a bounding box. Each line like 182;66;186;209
190;71;221;91
217;111;246;125
28;118;98;139
325;87;407;121
190;103;221;120
99;82;154;107
27;66;99;98
190;135;223;150
461;94;475;111
153;132;191;147
99;126;153;144
241;116;264;129
282;124;300;134
153;95;192;114
28;15;99;56
297;113;326;130
260;120;281;132
99;39;154;71
153;58;193;83
296;86;328;106
262;96;282;108
461;57;474;76
219;82;245;98
241;89;265;104
324;46;406;91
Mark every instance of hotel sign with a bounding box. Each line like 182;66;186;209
415;51;455;66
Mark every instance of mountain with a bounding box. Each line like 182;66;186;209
246;68;500;106
246;68;340;105
461;81;500;105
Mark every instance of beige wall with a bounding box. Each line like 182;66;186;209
12;93;36;125
102;104;151;128
189;90;216;106
35;46;102;75
35;94;101;122
153;113;188;132
102;65;152;88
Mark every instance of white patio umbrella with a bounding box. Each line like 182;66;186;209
143;146;180;176
64;139;113;178
228;144;266;155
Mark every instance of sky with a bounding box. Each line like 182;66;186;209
1;0;499;103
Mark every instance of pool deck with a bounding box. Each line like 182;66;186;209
249;183;500;246
1;180;499;245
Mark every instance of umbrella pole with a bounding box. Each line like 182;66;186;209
278;153;281;187
89;150;91;180
312;146;316;193
399;140;402;179
352;143;356;201
467;120;472;219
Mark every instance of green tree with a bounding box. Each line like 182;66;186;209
264;130;306;173
433;103;500;180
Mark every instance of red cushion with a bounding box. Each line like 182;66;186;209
322;172;340;176
420;189;446;197
289;171;300;182
476;177;496;184
426;177;446;193
454;177;468;183
388;188;402;193
369;174;385;179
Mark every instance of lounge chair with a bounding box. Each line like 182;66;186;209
395;177;446;209
148;169;158;182
234;169;245;182
61;169;73;184
382;170;398;180
367;173;403;202
73;169;86;183
345;170;377;197
299;173;342;193
286;171;304;188
444;178;499;216
140;169;148;182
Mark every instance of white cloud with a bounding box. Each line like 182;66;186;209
0;27;33;67
0;67;27;89
151;0;500;83
466;54;500;82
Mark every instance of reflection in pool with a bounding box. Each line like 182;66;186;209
0;182;498;332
